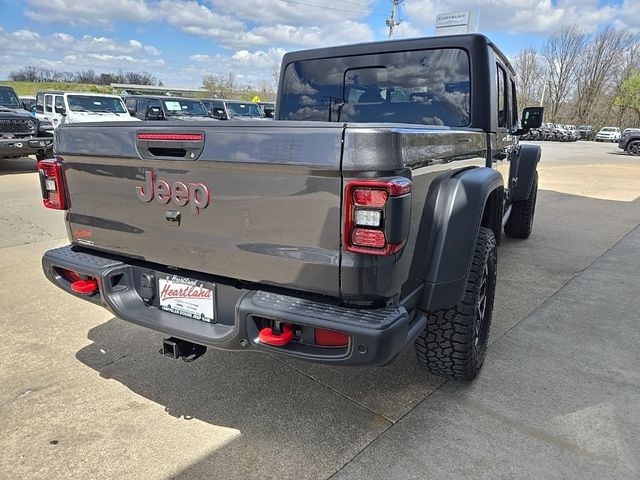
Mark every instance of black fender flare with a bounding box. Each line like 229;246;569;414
418;167;504;310
512;144;541;201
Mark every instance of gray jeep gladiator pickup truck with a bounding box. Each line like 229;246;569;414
40;34;543;381
0;85;54;160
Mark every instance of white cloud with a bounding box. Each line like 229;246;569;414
25;0;159;25
0;27;163;78
209;0;379;26
403;0;622;35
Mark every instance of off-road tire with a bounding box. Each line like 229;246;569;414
504;171;538;239
415;227;497;381
627;141;640;156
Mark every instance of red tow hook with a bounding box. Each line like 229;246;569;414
71;279;99;294
258;324;294;347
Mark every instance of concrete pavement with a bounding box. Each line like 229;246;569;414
1;141;639;479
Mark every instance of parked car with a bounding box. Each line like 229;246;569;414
618;129;640;155
595;127;621;142
40;33;543;382
0;85;53;160
201;98;266;120
258;102;275;118
565;125;580;141
577;125;595;140
124;95;214;121
35;91;139;129
200;99;227;119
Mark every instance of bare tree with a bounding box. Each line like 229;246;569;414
574;26;634;124
542;25;588;121
513;48;543;107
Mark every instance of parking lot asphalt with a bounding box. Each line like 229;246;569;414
1;141;639;479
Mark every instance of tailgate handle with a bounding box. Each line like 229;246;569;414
136;132;205;161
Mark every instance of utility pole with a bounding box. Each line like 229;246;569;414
386;0;405;39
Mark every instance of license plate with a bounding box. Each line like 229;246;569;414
158;274;215;323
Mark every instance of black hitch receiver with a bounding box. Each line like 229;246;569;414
162;337;207;362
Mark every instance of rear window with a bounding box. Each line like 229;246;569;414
279;48;470;127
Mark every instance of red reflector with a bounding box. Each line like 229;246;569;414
258;324;294;347
352;228;386;248
353;188;388;207
71;279;98;294
315;328;349;347
137;133;203;141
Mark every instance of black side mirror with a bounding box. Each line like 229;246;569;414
211;109;227;120
147;106;164;120
55;105;67;115
521;106;543;130
127;107;136;116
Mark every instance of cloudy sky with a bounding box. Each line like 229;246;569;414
0;0;638;87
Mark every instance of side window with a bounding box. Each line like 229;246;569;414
36;93;44;113
511;80;518;128
136;99;148;116
125;98;136;113
496;65;506;128
44;95;53;113
55;96;64;109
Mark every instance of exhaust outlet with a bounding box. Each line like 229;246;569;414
161;337;207;362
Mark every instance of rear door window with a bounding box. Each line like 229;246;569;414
36;93;44;113
44;95;53;113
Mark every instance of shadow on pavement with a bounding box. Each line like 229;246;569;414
0;156;37;175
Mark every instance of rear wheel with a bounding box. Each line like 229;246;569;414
504;172;538;239
415;227;497;381
627;141;640;156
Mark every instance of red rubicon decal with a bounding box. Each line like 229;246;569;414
136;171;210;214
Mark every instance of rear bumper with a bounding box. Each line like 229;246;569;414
0;136;53;156
42;245;425;366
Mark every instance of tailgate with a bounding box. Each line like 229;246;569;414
55;122;344;296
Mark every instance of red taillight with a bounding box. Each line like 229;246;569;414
314;328;349;347
353;189;388;207
137;133;203;141
344;178;411;255
38;157;68;210
352;228;385;248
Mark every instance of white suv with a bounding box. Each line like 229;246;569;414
595;127;621;142
35;91;139;129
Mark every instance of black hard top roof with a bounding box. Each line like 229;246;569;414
200;98;258;104
127;95;204;101
282;33;514;75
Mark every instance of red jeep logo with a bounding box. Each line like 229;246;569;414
136;171;210;214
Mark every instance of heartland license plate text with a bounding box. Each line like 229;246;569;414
158;275;215;322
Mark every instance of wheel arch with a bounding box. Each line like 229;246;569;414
418;167;504;311
512;144;541;201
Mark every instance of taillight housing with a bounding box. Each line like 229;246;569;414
344;178;411;255
38;157;68;210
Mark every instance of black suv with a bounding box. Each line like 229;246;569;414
0;85;53;160
124;95;214;121
618;129;640;155
577;125;595;141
